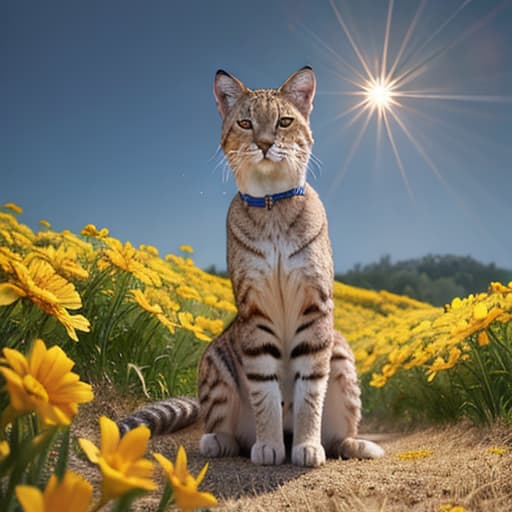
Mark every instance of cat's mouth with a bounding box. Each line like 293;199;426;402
258;146;285;163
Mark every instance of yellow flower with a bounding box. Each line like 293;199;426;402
194;316;225;337
99;238;161;286
369;373;387;388
0;339;94;427
38;220;51;229
487;446;508;455
80;223;109;238
16;471;93;512
26;245;89;281
139;244;159;256
0;246;22;273
179;244;194;254
473;303;488;320
178;312;211;341
79;416;156;502
214;299;237;313
130;289;178;334
154;446;217;512
381;364;397;379
426;347;462;382
0;260;90;341
450;297;463;309
0;440;10;461
176;285;202;302
131;288;163;315
397;449;433;460
439;506;469;512
4;202;23;214
477;331;490;346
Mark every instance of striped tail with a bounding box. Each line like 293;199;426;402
116;397;199;437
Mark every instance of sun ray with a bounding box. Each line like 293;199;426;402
392;1;508;90
329;105;376;195
303;25;368;85
385;0;427;83
329;0;374;80
382;110;414;201
344;99;372;129
334;98;372;121
385;104;495;236
380;0;394;82
394;93;512;103
386;104;449;188
400;0;473;72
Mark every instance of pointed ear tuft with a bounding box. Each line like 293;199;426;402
279;66;316;119
214;70;247;120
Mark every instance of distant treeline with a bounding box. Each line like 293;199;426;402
335;255;512;306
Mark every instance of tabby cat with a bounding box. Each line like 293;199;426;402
117;67;383;467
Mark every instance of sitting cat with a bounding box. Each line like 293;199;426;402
118;67;384;467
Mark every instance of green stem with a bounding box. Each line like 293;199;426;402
156;482;173;512
471;344;498;421
100;272;131;372
488;325;512;357
54;427;70;480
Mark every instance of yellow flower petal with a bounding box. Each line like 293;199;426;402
153;452;174;474
16;486;44;512
78;438;101;464
2;347;29;375
173;485;218;511
117;424;151;463
0;282;25;305
44;472;93;512
99;416;120;456
175;445;189;483
195;462;209;487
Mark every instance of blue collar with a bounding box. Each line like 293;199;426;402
239;186;305;210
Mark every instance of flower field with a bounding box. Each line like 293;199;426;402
1;203;512;423
1;202;511;510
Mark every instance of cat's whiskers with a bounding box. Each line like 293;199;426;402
211;146;234;184
294;145;322;181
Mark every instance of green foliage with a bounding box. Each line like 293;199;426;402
337;254;512;306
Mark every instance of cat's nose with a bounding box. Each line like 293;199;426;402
256;141;272;155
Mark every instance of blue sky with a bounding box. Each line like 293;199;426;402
3;0;512;272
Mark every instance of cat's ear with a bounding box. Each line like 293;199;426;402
279;66;316;119
214;70;247;120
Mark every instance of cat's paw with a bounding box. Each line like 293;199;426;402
291;442;326;467
250;441;286;465
340;437;385;459
200;433;240;458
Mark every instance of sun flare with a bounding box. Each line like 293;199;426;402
365;79;393;111
320;0;512;201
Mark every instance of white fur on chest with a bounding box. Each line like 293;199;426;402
250;234;309;344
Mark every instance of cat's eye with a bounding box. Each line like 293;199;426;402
237;119;253;130
278;117;294;128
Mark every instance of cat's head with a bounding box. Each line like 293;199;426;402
214;67;315;197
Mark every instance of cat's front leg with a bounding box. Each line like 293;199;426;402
290;332;332;467
245;376;285;465
241;331;285;465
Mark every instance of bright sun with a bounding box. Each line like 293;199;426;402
366;79;393;110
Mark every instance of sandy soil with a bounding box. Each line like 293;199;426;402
71;393;512;512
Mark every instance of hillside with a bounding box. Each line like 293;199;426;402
337;254;512;306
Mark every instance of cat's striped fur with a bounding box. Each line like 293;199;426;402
117;67;384;466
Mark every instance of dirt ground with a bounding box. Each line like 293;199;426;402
71;393;512;512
